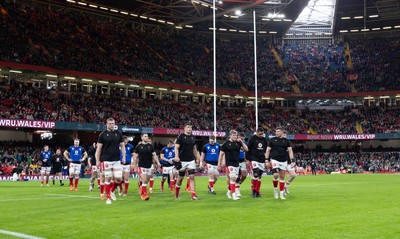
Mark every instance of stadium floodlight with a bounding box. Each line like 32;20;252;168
354;16;363;19
235;10;242;15
361;28;370;32
115;83;125;86
369;15;379;18
197;92;205;95
269;31;277;34
379;96;390;99
64;76;75;80
45;74;58;78
341;17;351;20
267;13;284;18
120;11;129;15
395;25;400;28
10;70;22;73
89;4;98;8
171;89;180;92
383;26;392;29
81;78;93;82
77;2;87;6
158;88;168;91
100;7;108;10
99;80;109;84
275;97;285;100
144;86;154;89
372;28;380;31
130;84;140;87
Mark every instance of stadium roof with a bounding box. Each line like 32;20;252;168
61;0;400;35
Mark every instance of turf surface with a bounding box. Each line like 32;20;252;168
0;174;399;239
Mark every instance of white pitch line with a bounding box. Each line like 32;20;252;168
0;229;45;239
44;193;99;199
296;180;396;187
0;196;65;202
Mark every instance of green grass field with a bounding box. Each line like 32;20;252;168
0;174;399;239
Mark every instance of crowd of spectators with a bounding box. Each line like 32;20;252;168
1;82;400;134
0;3;399;93
295;151;400;174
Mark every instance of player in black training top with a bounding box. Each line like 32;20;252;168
174;122;200;200
246;127;269;198
95;118;126;205
266;127;294;200
218;130;248;200
50;148;64;186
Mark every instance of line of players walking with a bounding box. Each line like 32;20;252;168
38;118;297;204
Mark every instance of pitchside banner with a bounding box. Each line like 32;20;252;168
292;134;400;140
153;127;226;137
0;118;55;129
0;175;69;181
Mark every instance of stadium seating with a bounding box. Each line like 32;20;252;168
0;4;399;93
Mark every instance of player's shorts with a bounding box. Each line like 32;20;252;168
206;163;219;175
138;167;152;176
226;165;239;178
162;165;175;175
103;161;122;178
91;165;98;173
287;163;296;173
179;160;196;171
251;161;266;172
122;164;131;173
40;166;51;174
239;161;247;171
51;166;62;174
99;162;104;174
69;163;81;175
271;159;288;171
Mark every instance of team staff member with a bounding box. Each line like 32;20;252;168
218;130;248;200
64;139;87;192
87;143;99;192
266;127;294;200
246;127;269;198
96;118;126;205
39;145;52;187
174;123;201;200
51;148;64;186
132;134;161;201
199;135;220;195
